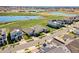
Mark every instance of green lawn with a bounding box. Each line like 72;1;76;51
0;15;65;32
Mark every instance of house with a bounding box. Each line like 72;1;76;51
0;29;7;46
22;25;49;37
22;28;34;36
66;39;79;53
73;16;79;22
47;16;79;29
72;26;79;35
75;16;79;20
47;20;64;29
10;29;23;42
69;16;79;22
32;25;49;36
63;19;73;24
39;43;70;53
38;36;71;53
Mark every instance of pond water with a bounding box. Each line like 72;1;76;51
49;12;79;16
0;16;43;22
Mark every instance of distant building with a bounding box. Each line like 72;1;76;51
0;29;7;46
10;29;23;41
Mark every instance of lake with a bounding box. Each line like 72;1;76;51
0;16;43;22
49;12;79;16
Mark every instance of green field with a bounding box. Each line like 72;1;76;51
0;14;64;33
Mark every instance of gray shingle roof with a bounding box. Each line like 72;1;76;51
32;25;44;33
22;25;48;36
22;28;34;34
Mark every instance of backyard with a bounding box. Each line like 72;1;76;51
0;13;65;32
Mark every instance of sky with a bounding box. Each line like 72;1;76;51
0;0;79;6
